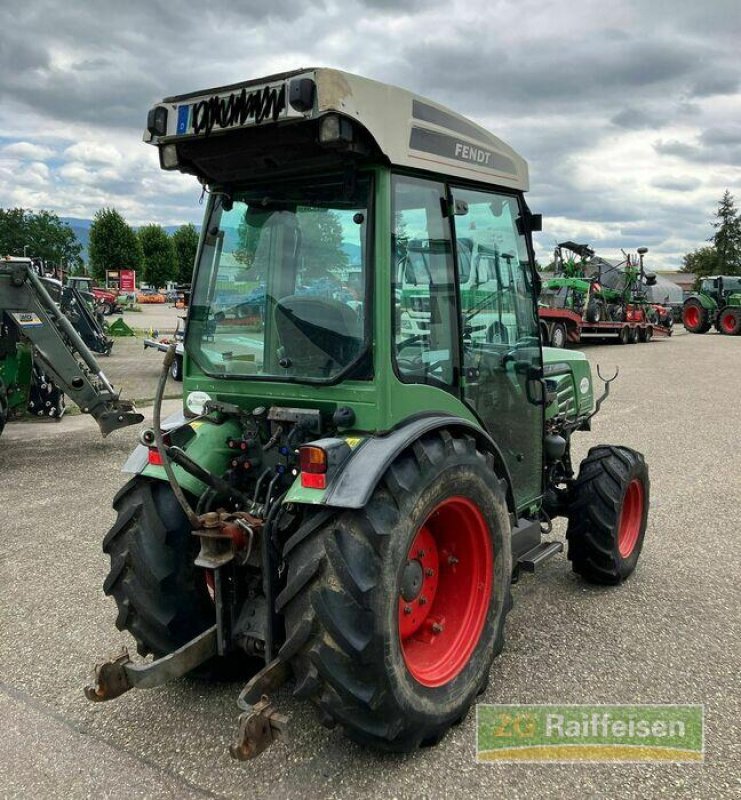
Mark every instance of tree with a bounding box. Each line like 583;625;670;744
711;190;741;274
171;223;199;284
88;208;142;282
681;246;719;279
298;208;348;280
0;207;82;271
138;224;176;289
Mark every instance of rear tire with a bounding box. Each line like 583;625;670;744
682;299;711;333
566;446;649;585
549;322;567;348
103;478;217;660
278;430;512;751
718;308;741;335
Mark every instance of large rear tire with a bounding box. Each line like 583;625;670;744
566;446;649;585
103;478;216;659
682;300;711;333
278;430;512;751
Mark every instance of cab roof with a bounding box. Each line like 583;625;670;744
145;68;528;191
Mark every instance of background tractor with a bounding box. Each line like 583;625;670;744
86;69;651;759
682;275;741;335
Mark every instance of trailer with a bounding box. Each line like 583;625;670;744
538;243;672;347
539;306;670;346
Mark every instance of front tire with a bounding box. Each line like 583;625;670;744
0;379;8;438
278;431;512;751
171;354;183;381
566;446;649;585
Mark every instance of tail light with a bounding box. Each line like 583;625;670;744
298;439;353;491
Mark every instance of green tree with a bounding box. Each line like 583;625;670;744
299;208;348;280
88;208;142;282
0;207;82;270
171;223;199;284
681;246;719;279
138;224;176;289
711;190;741;274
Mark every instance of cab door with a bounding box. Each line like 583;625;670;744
451;187;544;508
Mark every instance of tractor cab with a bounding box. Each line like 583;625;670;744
144;68;547;507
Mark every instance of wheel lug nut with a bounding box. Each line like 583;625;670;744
418;596;427;606
425;568;435;577
447;555;459;565
431;622;444;634
403;605;412;615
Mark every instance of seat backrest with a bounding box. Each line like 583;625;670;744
274;296;361;377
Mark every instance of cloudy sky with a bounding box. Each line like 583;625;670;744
1;0;740;269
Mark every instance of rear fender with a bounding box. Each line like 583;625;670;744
122;410;242;498
283;415;515;514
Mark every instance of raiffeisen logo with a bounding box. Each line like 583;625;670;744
476;704;704;762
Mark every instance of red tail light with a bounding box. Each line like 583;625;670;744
300;445;327;489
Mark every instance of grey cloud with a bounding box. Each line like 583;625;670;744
655;137;741;166
650;176;702;192
690;74;739;98
611;107;668;130
700;127;741;146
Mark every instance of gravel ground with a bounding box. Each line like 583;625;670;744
0;328;739;799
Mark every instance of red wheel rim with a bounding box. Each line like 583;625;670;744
684;306;699;328
617;479;644;558
398;496;493;687
721;312;736;333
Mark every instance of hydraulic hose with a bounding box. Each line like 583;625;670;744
154;343;201;529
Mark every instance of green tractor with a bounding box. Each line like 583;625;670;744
682;276;741;335
86;69;650;758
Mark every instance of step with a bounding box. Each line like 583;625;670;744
517;541;564;573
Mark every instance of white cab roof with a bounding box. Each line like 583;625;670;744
146;68;529;191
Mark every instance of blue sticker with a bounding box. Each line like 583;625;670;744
176;105;191;134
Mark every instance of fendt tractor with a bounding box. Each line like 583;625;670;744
85;69;651;759
0;257;142;439
682;275;741;335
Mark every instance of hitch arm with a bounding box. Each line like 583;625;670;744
230;658;291;760
84;625;217;701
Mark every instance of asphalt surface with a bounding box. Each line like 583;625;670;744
1;328;740;799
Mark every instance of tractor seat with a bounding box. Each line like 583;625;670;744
274;296;361;377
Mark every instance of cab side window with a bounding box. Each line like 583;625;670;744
392;175;457;386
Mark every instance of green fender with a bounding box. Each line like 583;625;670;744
685;293;717;311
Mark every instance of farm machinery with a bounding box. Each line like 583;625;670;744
85;69;651;759
0;257;143;439
539;242;672;346
682;275;741;335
